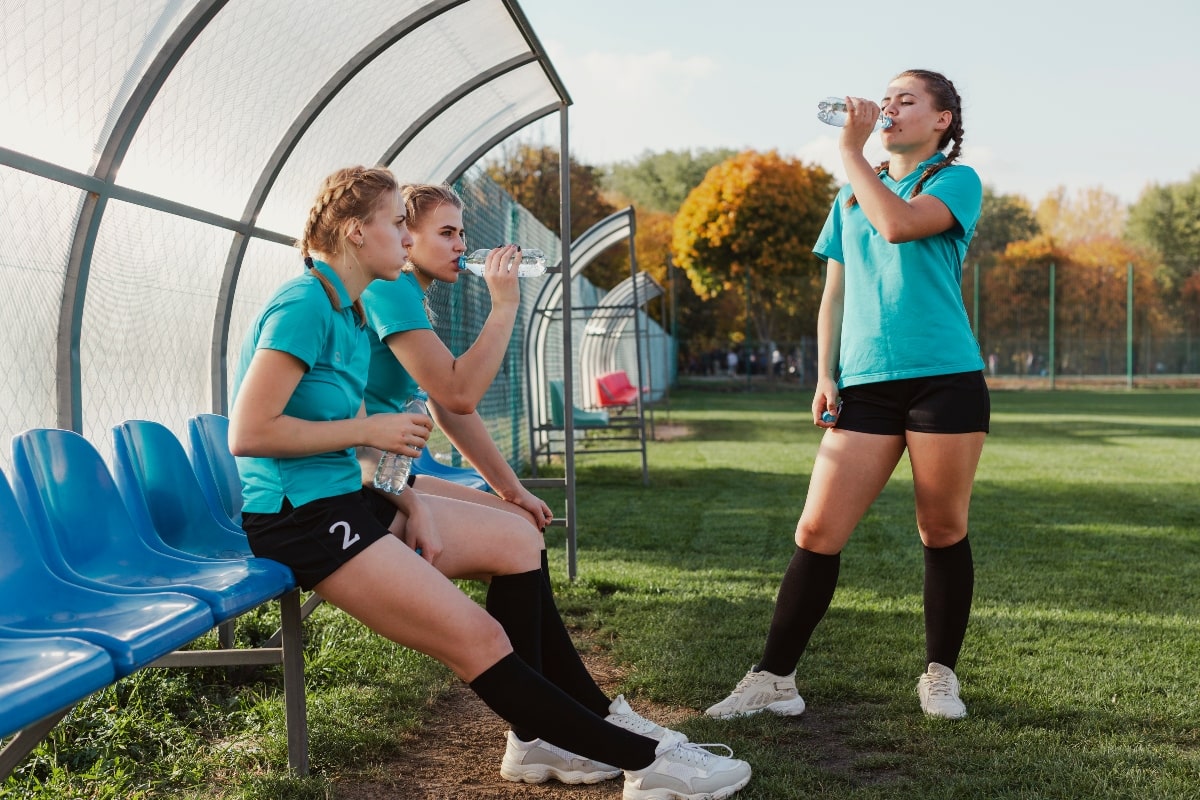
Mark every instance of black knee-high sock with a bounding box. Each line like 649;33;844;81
923;536;974;670
757;547;841;676
471;653;658;770
486;569;543;740
539;550;613;717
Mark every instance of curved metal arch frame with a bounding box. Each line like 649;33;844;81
524;207;635;450
211;0;472;411
58;0;229;431
210;0;569;412
578;270;663;406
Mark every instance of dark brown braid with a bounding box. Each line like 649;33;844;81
295;165;398;325
847;69;964;208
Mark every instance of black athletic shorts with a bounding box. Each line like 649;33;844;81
834;370;990;435
242;488;399;591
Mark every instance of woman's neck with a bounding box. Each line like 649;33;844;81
313;254;370;301
885;146;940;182
411;264;435;292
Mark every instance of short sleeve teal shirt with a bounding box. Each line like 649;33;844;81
360;271;433;414
813;153;984;388
232;262;370;513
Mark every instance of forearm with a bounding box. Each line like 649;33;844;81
443;303;519;405
230;412;370;459
815;267;844;383
430;402;523;496
841;149;923;243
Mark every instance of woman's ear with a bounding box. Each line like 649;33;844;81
344;219;364;248
935;110;953;131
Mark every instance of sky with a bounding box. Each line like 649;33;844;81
514;0;1200;208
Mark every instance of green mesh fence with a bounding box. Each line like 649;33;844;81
421;167;562;469
962;261;1199;380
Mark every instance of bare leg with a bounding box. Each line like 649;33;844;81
908;431;985;669
795;429;907;552
314;536;510;681
906;431;985;548
413;474;540;530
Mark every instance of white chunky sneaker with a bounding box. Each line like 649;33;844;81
917;662;967;719
623;734;752;800
606;694;688;742
499;730;621;784
705;667;806;719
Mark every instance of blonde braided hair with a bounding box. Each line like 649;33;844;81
296;165;399;325
847;69;965;208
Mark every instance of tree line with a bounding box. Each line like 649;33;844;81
486;144;1200;376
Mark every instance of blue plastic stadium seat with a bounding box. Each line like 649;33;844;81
411;446;491;492
0;635;116;739
0;467;214;676
112;420;260;558
11;428;293;624
186;413;242;527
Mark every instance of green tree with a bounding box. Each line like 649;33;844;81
604;148;737;214
1125;171;1200;295
671;149;837;347
969;187;1041;267
484;143;624;287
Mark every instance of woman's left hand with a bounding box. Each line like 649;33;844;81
400;493;444;564
503;485;554;531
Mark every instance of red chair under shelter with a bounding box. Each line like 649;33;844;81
594;370;645;411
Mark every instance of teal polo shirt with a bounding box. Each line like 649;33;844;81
813;153;984;388
232;261;369;512
361;271;433;414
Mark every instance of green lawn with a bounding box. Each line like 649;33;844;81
4;387;1198;799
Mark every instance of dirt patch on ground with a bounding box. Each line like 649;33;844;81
651;423;691;441
329;652;696;800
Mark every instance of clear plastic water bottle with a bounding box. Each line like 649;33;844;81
372;390;429;495
817;97;893;130
458;248;547;277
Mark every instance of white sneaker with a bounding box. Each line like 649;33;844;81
623;734;751;800
606;694;688;742
705;667;806;719
917;662;967;719
499;730;621;784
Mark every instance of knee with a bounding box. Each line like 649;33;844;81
454;615;514;681
794;518;839;555
918;519;967;549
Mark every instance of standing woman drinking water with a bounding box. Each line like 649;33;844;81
707;69;986;721
230;166;751;799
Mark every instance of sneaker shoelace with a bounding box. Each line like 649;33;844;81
670;742;734;766
924;674;956;698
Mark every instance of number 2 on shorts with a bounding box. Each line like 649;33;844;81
329;520;360;550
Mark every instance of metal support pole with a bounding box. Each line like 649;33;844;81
1048;262;1056;390
1127;262;1134;390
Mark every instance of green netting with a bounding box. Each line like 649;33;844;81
422;166;561;468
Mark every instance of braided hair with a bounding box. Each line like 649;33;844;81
847;69;964;208
296;165;399;324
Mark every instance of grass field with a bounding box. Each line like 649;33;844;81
4;387;1198;799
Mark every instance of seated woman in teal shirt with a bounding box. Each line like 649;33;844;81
360;182;703;786
708;69;987;723
230;166;751;799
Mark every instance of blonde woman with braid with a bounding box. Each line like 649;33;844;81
230;166;752;799
360;182;705;787
707;69;986;721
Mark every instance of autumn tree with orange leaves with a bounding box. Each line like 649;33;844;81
984;233;1169;374
671;150;836;347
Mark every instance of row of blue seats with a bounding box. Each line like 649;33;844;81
0;415;307;780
